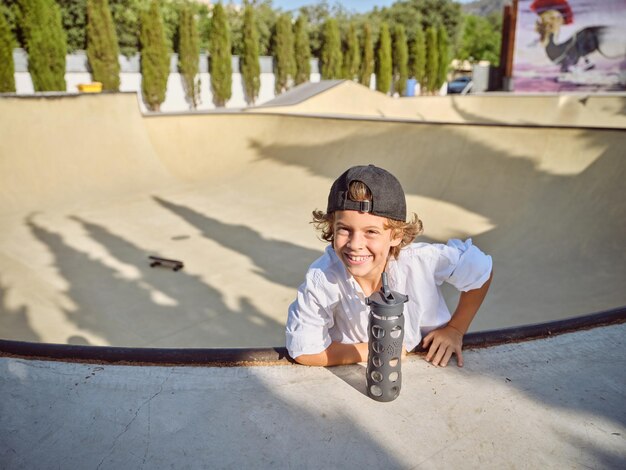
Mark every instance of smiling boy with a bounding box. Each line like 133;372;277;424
286;165;493;367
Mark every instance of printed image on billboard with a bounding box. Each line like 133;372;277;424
513;0;626;92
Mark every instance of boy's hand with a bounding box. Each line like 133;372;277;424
422;325;464;368
423;269;492;368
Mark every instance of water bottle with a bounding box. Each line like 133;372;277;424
365;272;408;402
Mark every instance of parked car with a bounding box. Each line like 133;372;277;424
447;76;473;94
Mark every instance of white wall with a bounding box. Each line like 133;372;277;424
11;49;322;112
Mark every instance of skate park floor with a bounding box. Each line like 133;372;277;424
0;85;625;468
2;324;625;468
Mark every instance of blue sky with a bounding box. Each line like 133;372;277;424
269;1;473;14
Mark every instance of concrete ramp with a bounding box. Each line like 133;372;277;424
399;93;626;128
0;94;174;215
249;80;626;128
0;93;625;350
251;80;391;117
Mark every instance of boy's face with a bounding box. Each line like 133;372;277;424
333;210;401;291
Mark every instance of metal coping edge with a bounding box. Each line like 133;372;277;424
1;306;624;367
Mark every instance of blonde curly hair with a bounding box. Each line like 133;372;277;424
312;181;423;260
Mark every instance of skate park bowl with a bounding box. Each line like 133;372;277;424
1;83;625;468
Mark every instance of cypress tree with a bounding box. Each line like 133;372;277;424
140;0;169;111
375;22;391;94
0;10;16;92
359;23;373;87
209;2;232;107
57;0;88;53
343;22;360;81
241;2;260;104
273;13;294;94
320;18;342;80
436;25;450;91
425;26;438;94
19;0;67;91
393;24;408;96
410;23;426;91
86;0;120;91
178;2;200;108
293;14;310;85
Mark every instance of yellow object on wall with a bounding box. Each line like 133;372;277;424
77;82;103;93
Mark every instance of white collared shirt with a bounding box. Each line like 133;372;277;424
285;239;493;358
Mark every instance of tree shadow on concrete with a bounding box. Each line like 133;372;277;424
0;280;40;342
558;427;626;468
0;358;408;469
152;196;322;289
463;325;626;466
25;216;285;348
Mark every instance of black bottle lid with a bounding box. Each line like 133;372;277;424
366;273;408;315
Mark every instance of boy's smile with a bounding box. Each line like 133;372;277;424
333;210;401;296
345;254;373;264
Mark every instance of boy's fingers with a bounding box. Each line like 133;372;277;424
425;337;440;362
431;344;447;367
424;339;435;360
440;348;454;367
456;349;464;367
426;338;465;367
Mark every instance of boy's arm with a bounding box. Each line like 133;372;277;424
423;269;493;368
294;341;369;367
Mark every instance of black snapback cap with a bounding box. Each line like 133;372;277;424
327;164;407;221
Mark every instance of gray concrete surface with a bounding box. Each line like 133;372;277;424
0;93;625;348
257;80;344;107
1;324;625;469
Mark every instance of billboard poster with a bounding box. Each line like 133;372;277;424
513;0;626;91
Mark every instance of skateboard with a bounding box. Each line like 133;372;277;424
149;256;184;271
